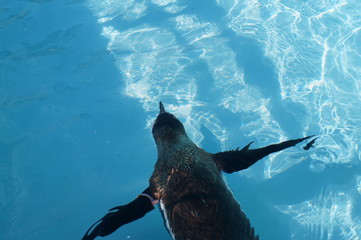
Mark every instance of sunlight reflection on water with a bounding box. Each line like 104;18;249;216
85;0;361;239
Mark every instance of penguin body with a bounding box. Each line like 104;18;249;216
82;102;315;240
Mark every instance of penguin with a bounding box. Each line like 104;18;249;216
82;102;315;240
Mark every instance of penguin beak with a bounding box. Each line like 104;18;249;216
159;101;166;114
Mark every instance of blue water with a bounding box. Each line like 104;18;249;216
1;0;361;239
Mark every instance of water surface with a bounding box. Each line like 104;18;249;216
1;0;361;239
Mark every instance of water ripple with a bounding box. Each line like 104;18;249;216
216;0;361;167
87;0;361;176
276;187;361;240
85;1;361;238
172;14;286;149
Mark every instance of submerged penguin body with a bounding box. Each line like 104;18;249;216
82;102;315;240
150;106;257;239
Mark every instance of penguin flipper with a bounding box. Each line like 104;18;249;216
213;136;315;174
82;188;157;240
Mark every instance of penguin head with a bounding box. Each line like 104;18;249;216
152;102;187;143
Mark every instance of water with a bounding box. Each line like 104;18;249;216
1;0;361;239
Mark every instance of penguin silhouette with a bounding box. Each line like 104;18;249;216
82;102;315;240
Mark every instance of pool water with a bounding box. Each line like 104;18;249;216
1;0;361;239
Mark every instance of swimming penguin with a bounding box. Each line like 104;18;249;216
82;102;315;240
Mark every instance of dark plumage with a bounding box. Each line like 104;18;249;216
303;137;317;150
82;102;315;240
